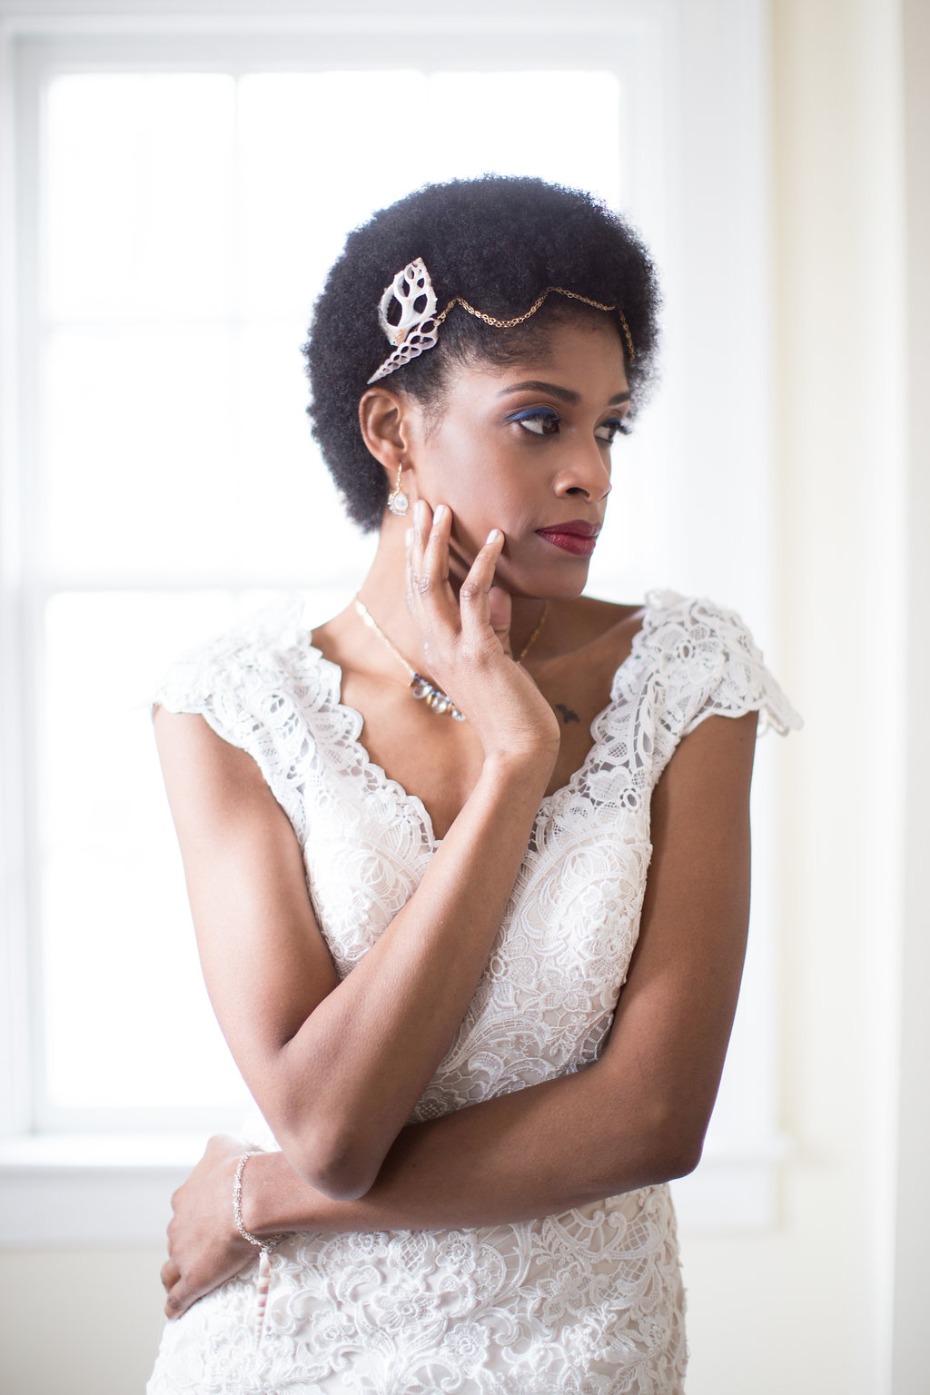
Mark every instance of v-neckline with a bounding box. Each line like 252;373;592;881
302;602;657;848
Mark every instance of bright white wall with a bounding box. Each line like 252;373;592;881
683;1;920;1393
891;1;930;1391
0;1248;166;1393
1;1;927;1393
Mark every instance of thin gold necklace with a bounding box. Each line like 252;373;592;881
353;598;548;722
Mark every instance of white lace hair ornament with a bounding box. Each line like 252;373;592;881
367;257;634;385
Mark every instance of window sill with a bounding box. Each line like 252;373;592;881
0;1133;205;1247
0;1133;789;1247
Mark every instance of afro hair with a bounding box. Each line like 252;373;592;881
304;175;661;531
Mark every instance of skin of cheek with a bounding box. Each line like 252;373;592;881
412;428;601;600
423;448;534;574
400;319;625;596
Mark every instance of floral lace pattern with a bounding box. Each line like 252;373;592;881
148;591;799;1395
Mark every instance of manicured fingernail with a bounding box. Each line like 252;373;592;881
433;504;447;523
487;528;501;544
405;528;414;548
414;499;426;522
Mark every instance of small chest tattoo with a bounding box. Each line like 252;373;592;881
554;702;580;725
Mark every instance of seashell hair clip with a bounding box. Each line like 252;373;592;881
367;257;635;385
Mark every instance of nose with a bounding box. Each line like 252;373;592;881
554;440;612;504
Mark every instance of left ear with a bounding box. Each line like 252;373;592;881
358;387;418;478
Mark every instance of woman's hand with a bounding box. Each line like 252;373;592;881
405;501;560;763
160;1135;257;1319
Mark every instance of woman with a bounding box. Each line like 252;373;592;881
148;176;798;1394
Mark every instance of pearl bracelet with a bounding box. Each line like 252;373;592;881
233;1152;286;1255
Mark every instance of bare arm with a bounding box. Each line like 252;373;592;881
155;508;560;1203
259;706;756;1222
162;709;757;1315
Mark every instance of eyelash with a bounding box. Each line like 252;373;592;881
506;407;631;443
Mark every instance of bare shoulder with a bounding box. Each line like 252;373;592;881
660;708;759;800
153;706;255;776
152;707;282;833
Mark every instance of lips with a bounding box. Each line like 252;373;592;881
535;520;601;557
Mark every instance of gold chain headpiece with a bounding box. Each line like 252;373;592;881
367;258;634;384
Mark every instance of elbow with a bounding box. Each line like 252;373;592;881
622;1103;708;1188
266;1073;386;1200
305;1159;380;1204
656;1133;704;1182
278;1126;383;1202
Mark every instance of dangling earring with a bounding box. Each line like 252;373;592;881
387;465;409;517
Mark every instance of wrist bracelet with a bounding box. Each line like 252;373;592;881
233;1152;286;1255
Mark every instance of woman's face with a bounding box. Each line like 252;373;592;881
404;316;630;599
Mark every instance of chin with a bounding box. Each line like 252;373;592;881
496;556;593;602
447;531;593;601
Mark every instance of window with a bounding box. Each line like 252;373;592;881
0;1;781;1241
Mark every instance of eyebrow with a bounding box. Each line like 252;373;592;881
497;379;632;406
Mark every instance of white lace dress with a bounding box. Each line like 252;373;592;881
148;590;799;1395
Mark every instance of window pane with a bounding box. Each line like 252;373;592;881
423;70;624;200
43;325;239;577
46;74;236;321
237;70;623;315
238;72;427;317
39;591;247;1114
235;322;376;583
34;64;628;1121
37;586;356;1118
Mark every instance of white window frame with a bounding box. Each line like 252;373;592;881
0;0;784;1244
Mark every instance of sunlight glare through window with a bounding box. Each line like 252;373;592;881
38;66;623;1122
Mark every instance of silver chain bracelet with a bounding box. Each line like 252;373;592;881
233;1151;287;1255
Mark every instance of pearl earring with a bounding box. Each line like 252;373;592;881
387;465;409;517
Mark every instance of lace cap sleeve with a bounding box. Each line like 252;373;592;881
645;589;802;739
153;601;317;841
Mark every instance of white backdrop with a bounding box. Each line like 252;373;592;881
2;1;926;1393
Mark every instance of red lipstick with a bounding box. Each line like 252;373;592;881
535;520;601;557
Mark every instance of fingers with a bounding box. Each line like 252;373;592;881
404;500;509;659
162;1264;190;1319
163;1258;213;1320
458;529;507;649
420;502;451;585
164;1283;188;1319
405;500;452;614
486;584;514;658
